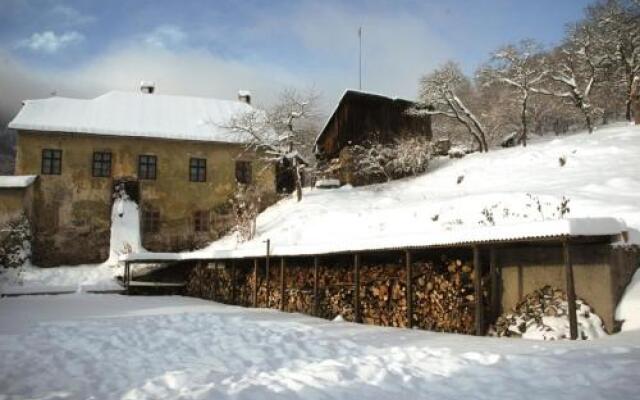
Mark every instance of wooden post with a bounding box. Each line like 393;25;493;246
280;257;286;312
124;261;130;293
265;240;271;308
313;256;320;316
489;247;500;322
253;259;259;307
354;253;361;323
563;240;578;340
405;250;413;328
230;260;236;304
473;246;484;336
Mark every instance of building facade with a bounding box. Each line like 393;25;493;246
8;89;275;266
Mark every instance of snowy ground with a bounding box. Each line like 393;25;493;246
1;294;640;400
168;122;640;261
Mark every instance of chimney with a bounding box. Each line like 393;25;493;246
237;90;251;104
140;81;156;94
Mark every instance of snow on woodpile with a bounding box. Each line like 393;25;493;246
172;123;639;261
8;91;263;143
492;286;607;340
616;268;640;332
0;175;36;188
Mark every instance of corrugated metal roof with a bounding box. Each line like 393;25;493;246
123;217;626;263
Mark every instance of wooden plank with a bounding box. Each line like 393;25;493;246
354;253;361;323
313;256;319;316
489;247;500;322
253;258;259;307
473;246;484;336
280;257;286;311
563;240;578;340
405;250;413;328
266;240;271;308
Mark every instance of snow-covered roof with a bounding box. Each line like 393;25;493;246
8;91;262;144
124;217;626;262
0;175;37;189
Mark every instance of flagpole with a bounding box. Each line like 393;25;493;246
358;27;362;90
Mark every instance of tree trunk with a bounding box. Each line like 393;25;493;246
295;162;302;202
520;92;528;147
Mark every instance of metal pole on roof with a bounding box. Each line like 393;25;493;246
358;27;363;90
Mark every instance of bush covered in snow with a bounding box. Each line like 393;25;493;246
230;184;264;242
491;285;606;340
350;137;432;184
0;214;32;270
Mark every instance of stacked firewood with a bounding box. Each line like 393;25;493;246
187;257;480;335
492;286;606;340
412;259;476;334
361;264;407;327
185;262;233;303
284;265;315;314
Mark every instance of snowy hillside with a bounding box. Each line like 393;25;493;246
194;123;640;257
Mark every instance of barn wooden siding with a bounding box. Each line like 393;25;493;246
315;91;432;160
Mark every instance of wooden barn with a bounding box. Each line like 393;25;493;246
314;90;433;161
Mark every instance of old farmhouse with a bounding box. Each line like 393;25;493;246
7;86;276;266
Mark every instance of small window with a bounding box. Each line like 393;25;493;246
193;210;210;232
42;149;62;175
189;158;206;182
138;155;157;180
92;152;112;177
235;161;252;184
142;209;160;233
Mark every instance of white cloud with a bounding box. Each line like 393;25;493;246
51;5;95;27
17;31;84;54
143;25;187;49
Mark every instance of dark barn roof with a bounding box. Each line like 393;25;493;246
314;90;432;159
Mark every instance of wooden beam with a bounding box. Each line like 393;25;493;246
280;257;286;312
563;240;578;340
253;258;259;307
489;247;500;322
473;246;484;336
265;240;271;308
313;256;320;316
230;260;236;304
354;253;361;323
405;250;413;329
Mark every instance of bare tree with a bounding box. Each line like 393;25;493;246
480;40;548;146
587;0;640;121
225;87;321;202
537;24;612;133
415;62;489;152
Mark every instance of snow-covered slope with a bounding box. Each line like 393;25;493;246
192;123;640;258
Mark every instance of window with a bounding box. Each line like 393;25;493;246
138;155;157;180
235;161;252;184
92;152;112;177
189;158;206;182
41;149;62;175
193;210;210;232
142;209;160;234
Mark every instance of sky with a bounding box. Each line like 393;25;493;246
0;0;594;122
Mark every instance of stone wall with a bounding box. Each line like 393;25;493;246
14;131;276;266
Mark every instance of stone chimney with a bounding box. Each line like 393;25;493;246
237;90;251;104
140;81;156;94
